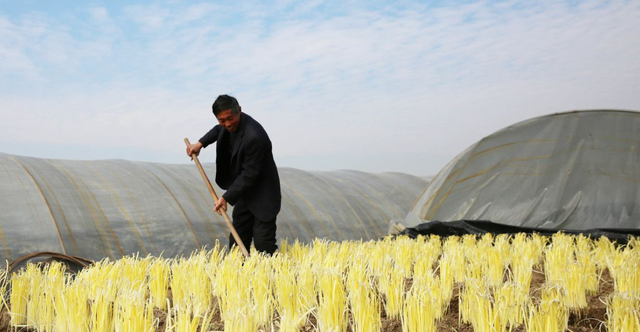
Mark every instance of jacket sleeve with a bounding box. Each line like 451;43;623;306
199;125;222;148
222;135;267;205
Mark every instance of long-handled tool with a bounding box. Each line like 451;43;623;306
184;138;250;257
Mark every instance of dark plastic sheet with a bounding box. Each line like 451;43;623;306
401;220;640;244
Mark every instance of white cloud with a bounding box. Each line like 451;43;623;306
0;17;39;77
123;5;171;30
175;3;219;26
88;7;110;24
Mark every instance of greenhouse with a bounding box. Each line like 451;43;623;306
0;153;428;263
402;110;640;234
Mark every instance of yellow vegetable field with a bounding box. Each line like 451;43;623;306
1;233;639;332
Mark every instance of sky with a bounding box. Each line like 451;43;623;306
0;0;639;177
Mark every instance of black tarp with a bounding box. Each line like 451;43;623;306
401;219;640;244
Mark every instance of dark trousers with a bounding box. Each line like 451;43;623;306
229;201;278;255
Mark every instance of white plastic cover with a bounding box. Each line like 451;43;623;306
0;154;427;262
404;110;640;230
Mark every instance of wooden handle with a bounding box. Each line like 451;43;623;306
185;138;250;257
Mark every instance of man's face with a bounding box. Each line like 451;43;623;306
216;109;241;132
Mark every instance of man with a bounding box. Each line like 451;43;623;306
186;94;281;255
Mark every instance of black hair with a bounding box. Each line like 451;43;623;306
212;94;240;116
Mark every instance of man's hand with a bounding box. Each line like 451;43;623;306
186;141;203;160
214;197;228;215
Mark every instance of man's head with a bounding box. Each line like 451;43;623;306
212;94;242;132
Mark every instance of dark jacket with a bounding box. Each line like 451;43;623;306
199;113;281;221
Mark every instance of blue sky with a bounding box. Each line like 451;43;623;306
1;0;639;176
